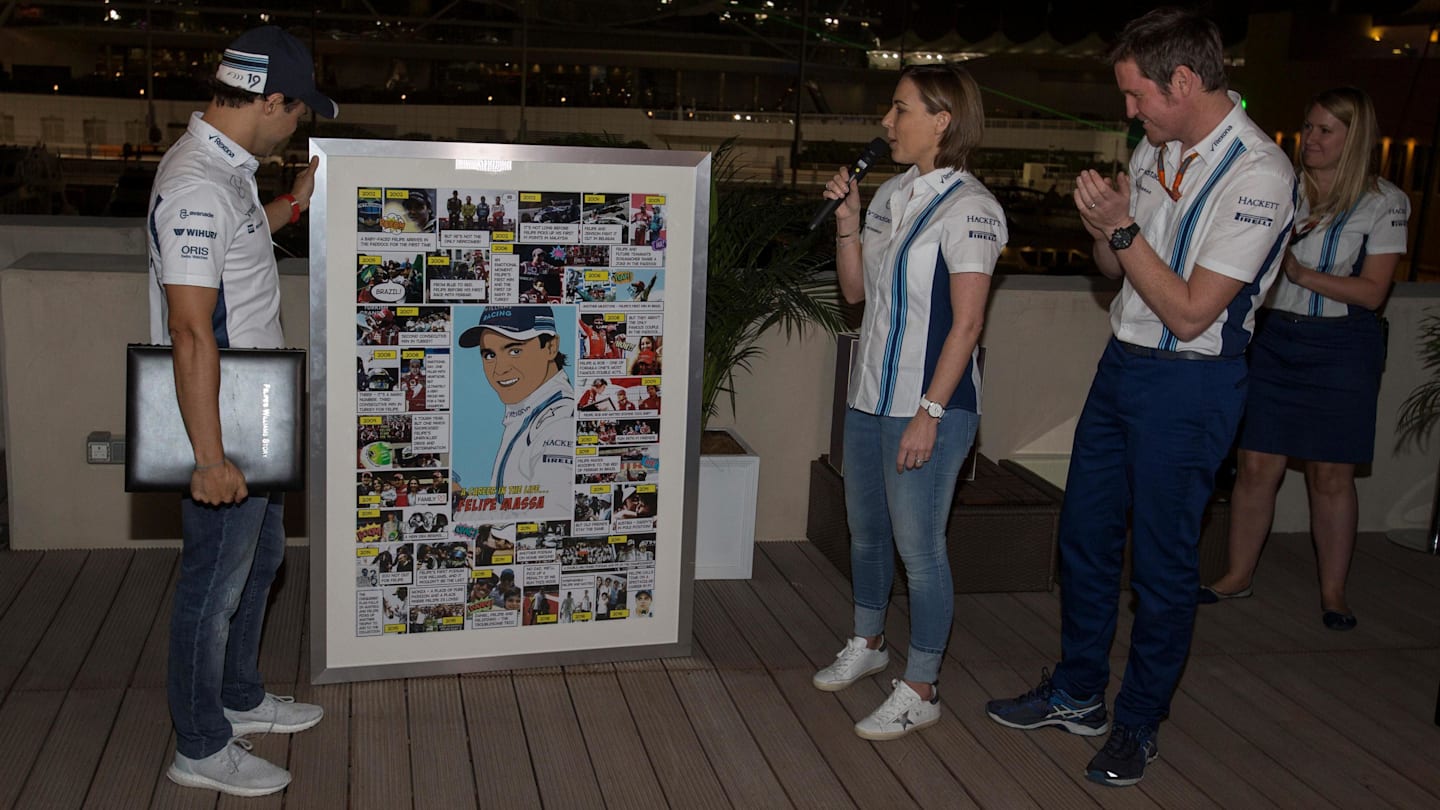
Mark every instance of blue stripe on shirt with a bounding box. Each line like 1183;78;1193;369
1347;234;1370;316
1159;139;1248;351
876;179;967;413
920;250;980;412
1309;205;1356;316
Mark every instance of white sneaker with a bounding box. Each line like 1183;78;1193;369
854;679;941;740
167;738;291;797
812;636;890;692
225;693;324;736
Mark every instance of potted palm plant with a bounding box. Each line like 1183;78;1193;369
694;140;848;578
1394;310;1440;554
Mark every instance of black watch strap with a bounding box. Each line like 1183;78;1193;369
1109;222;1141;251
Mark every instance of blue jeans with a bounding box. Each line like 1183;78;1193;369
843;407;978;684
168;492;286;759
1052;340;1245;727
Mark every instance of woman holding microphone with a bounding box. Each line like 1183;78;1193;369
810;63;1007;739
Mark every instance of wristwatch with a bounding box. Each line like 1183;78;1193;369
919;395;944;419
1109;222;1141;251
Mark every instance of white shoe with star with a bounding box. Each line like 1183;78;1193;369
854;678;940;740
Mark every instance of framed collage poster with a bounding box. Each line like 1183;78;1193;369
308;139;709;683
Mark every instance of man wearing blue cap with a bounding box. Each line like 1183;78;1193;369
459;306;575;512
147;26;337;797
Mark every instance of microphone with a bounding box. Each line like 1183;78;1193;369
808;137;890;231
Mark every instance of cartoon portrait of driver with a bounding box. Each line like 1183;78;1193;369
456;306;575;508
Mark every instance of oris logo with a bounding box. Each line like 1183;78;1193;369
180;245;210;258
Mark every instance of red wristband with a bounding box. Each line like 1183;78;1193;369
277;193;301;225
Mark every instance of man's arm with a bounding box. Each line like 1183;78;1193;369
263;156;320;234
1094;228;1244;342
166;284;248;504
1076;167;1285;342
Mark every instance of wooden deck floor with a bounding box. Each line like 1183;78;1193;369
1;532;1437;809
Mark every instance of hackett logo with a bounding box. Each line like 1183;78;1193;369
1238;196;1280;210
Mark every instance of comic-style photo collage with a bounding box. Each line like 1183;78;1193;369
355;185;667;637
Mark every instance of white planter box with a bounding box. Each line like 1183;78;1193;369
695;428;760;580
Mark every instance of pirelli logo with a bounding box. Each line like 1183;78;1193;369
968;230;997;241
1234;212;1273;227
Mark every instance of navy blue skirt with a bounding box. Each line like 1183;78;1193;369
1238;310;1384;464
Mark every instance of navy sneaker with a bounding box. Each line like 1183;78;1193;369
1086;723;1159;787
985;668;1109;736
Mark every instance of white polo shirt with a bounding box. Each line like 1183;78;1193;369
490;369;574;506
849;166;1006;417
1269;178;1410;317
147;112;282;349
1115;94;1296;356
